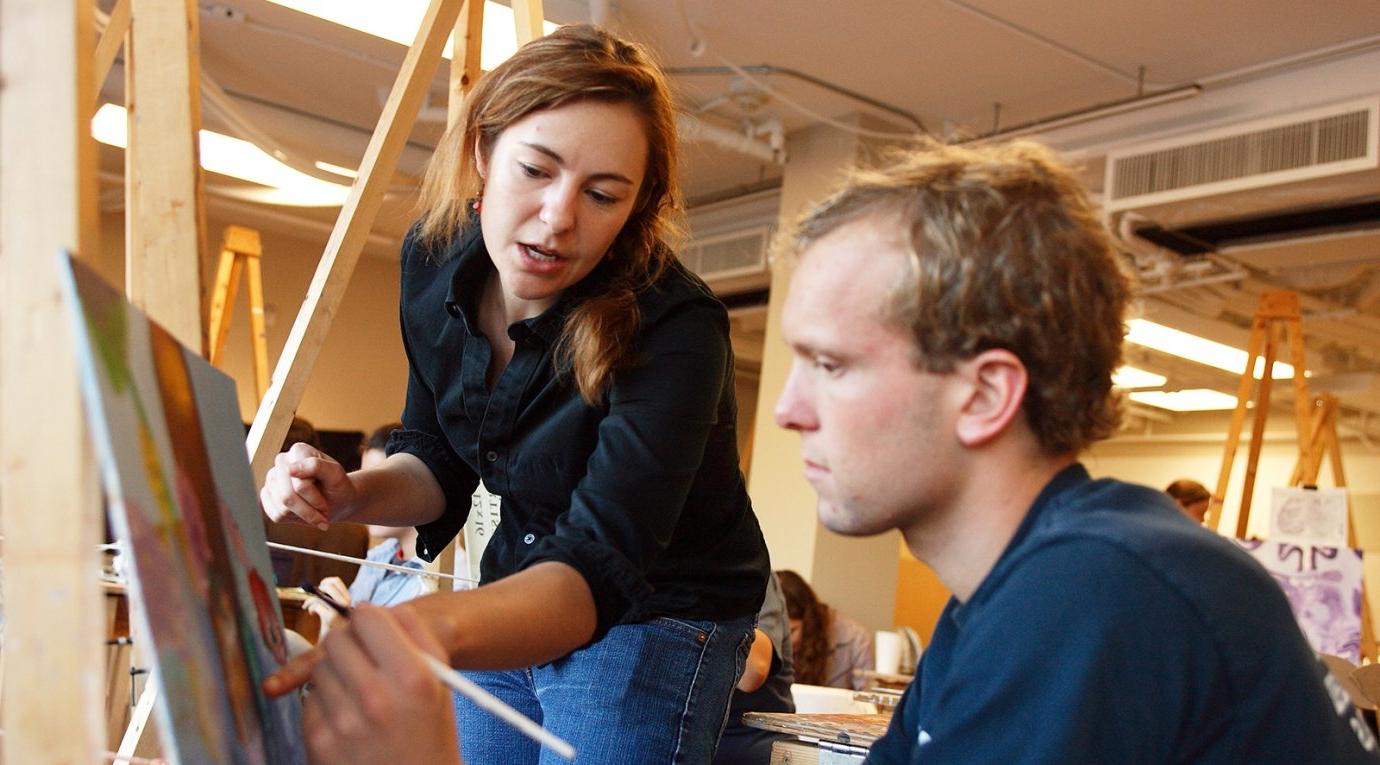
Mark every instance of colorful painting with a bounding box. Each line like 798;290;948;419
59;254;304;764
1234;539;1364;664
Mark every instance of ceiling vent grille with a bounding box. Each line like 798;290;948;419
682;225;771;285
1105;97;1379;218
684;188;780;295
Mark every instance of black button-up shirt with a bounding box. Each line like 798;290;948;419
387;224;769;640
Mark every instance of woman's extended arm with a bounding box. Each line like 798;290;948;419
259;446;446;529
264;560;597;697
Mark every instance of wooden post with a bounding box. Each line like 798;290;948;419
247;0;466;484
448;0;487;125
127;0;207;353
0;0;105;761
93;0;132;97
512;0;546;45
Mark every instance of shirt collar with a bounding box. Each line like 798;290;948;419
442;222;620;346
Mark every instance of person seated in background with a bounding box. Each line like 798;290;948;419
263;417;370;588
302;423;437;634
714;572;796;765
1165;478;1212;524
777;569;873;691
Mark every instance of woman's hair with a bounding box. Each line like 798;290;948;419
416;24;682;404
777;569;832;686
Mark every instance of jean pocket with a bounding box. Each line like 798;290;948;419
648;616;716;645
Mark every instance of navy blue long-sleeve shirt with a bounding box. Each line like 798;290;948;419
869;464;1378;764
386;223;769;640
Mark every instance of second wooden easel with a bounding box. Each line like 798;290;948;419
1206;290;1374;659
208;225;269;401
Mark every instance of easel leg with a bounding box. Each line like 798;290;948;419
117;680;157;761
246;255;270;400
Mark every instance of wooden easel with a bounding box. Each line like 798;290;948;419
1205;291;1311;537
1206;291;1375;659
208;225;270;401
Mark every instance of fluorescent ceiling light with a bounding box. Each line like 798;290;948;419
92;104;350;207
265;0;559;71
1112;366;1167;389
315;160;359;179
1129;388;1240;412
1126;319;1296;380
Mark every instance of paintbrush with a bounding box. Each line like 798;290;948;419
296;583;575;760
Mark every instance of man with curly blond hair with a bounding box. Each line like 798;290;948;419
773;140;1378;763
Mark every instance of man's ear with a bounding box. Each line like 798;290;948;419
952;349;1028;448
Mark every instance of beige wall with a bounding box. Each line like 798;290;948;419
99;210;409;434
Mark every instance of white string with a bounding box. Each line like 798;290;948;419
266;541;478;585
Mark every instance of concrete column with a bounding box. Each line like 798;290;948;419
747;115;904;631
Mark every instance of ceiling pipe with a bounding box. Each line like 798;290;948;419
964;84;1203;143
676;114;785;165
667;64;928;134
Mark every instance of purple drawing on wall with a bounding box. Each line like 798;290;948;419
1234;539;1363;664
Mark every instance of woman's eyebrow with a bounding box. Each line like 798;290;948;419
520;141;636;186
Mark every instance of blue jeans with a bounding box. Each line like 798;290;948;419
453;614;756;764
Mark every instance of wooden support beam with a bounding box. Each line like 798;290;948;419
127;0;207;353
511;0;546;45
93;0;132;98
247;0;465;483
448;0;487;125
0;1;105;762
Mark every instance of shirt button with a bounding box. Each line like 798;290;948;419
485;450;498;462
523;533;535;544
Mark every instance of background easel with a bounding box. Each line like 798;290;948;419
1205;290;1310;537
208;225;270;401
1206;290;1374;660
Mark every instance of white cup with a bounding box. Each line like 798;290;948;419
875;630;902;675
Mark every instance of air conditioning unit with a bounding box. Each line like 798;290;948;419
683;188;780;295
1104;96;1380;229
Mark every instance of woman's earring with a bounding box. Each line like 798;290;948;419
471;198;483;214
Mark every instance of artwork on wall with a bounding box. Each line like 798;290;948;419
60;254;304;764
1234;539;1364;664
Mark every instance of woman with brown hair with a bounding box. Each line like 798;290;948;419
777;569;873;691
260;25;769;763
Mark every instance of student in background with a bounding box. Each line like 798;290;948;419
777;569;873;691
714;572;796;765
301;424;437;634
772;138;1377;762
1165;478;1211;524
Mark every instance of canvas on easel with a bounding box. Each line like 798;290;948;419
59;253;304;764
